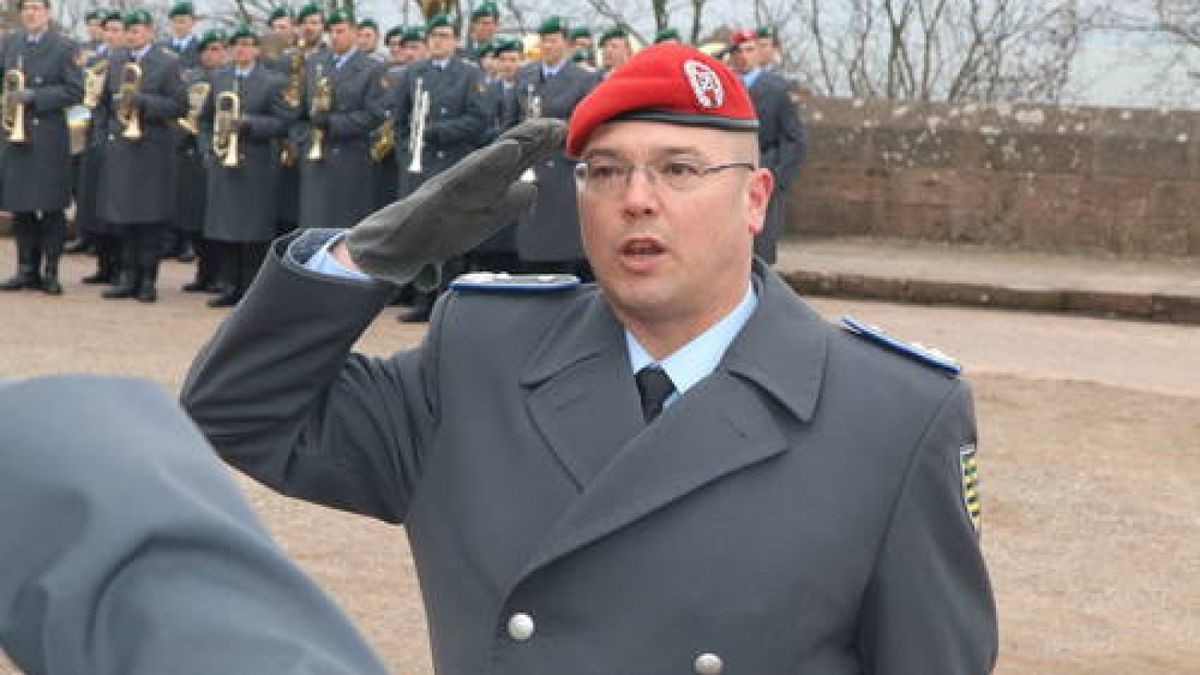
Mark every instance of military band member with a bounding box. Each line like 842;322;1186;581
356;18;383;62
653;26;681;44
513;15;600;275
162;1;200;67
756;25;780;72
270;2;325;236
0;0;84;295
568;25;594;68
160;0;202;262
76;10;125;283
384;25;405;65
398;26;428;65
97;9;188;303
462;1;500;62
297;8;386;230
199;25;293;308
177;29;228;294
81;9;104;50
390;12;487;322
64;8;106;256
266;5;294;41
597;26;632;75
728;29;805;265
296;2;327;55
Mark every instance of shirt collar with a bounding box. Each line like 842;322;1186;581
26;30;46;43
234;64;255;78
740;67;763;89
542;60;564;77
625;281;758;400
132;44;153;60
431;57;450;69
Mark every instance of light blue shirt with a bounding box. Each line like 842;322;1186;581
333;48;357;69
625;283;758;409
740;67;763;90
305;236;759;409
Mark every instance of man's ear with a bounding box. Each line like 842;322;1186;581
746;167;773;236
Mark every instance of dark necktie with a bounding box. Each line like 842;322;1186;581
635;366;675;423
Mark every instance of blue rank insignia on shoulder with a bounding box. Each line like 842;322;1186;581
841;315;962;376
450;272;580;293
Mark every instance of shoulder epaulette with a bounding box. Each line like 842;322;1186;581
841;315;962;376
450;272;580;293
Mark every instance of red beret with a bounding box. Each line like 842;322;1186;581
731;28;757;46
566;43;759;157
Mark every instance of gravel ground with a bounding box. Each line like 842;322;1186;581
2;251;1197;674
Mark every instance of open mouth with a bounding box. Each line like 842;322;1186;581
620;238;665;257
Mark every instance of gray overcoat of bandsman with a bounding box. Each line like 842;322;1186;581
160;0;202;261
75;10;123;286
96;9;187;303
297;9;385;230
513;16;600;273
0;0;83;295
199;24;293;307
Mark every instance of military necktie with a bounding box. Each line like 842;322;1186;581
635;366;675;423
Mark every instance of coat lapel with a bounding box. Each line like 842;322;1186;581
517;263;830;578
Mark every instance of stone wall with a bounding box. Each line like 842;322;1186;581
788;96;1200;257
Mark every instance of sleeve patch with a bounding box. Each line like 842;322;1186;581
841;315;962;376
959;443;982;534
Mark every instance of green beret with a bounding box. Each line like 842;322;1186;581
267;6;293;23
471;2;499;21
654;27;680;43
122;9;153;27
358;18;378;31
85;9;102;21
99;9;123;25
167;1;194;18
296;2;322;20
568;26;591;41
756;25;776;39
536;15;567;36
493;36;521;55
325;8;353;27
385;26;404;42
400;26;425;44
426;13;452;31
598;26;627;46
227;23;258;44
571;47;592;63
197;28;227;50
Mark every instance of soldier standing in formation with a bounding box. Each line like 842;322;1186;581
597;26;631;76
199;25;292;308
513;15;600;276
96;9;187;303
0;0;83;295
461;1;499;62
297;8;385;230
470;36;524;273
727;29;805;265
383;26;405;65
391;12;487;323
159;0;200;262
356;19;383;62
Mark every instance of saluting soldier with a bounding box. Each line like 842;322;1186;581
76;10;125;285
0;0;84;295
96;9;188;303
461;1;500;63
199;25;293;308
177;29;229;295
728;29;805;265
159;0;202;262
297;8;386;230
513;15;600;275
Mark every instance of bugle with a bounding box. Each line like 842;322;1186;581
406;77;429;174
116;62;143;140
307;64;331;162
213;90;241;168
2;62;28;144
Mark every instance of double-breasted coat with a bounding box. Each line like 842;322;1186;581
96;45;188;225
513;61;599;262
199;64;293;243
297;49;386;230
182;230;998;675
0;29;83;213
171;65;210;234
392;57;487;197
747;70;805;264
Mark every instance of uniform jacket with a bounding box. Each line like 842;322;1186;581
513;61;600;262
0;29;83;212
747;70;805;264
96;45;187;225
182;231;998;675
297;49;386;229
160;33;201;70
392;56;487;197
74;46;111;234
200;63;293;243
0;376;389;675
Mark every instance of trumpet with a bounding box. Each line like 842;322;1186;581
116;62;143;140
406;77;429;174
213;90;241;168
307;65;330;162
369;115;395;163
177;79;210;135
283;48;304;109
83;60;108;109
2;63;27;144
519;84;542;182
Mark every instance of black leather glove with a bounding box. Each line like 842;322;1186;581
345;118;565;285
309;110;329;128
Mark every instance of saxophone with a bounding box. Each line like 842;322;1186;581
212;90;241;168
2;58;28;144
83;60;108;108
116;62;143;140
306;64;331;162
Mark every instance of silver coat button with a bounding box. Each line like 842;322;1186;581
506;612;535;641
694;652;723;675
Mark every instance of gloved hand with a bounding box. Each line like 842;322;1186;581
345;118;565;285
309;110;329;128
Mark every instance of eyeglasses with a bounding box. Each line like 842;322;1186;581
573;158;756;195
